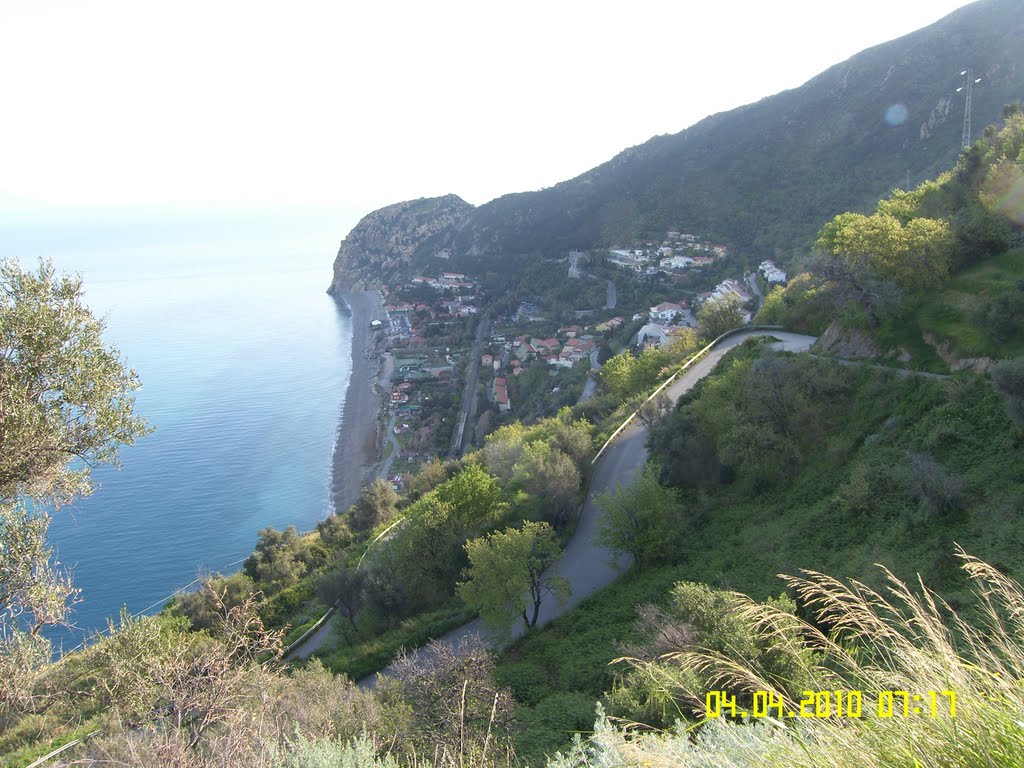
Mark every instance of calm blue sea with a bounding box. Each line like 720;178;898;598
3;214;354;650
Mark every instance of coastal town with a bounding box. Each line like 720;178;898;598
366;233;789;488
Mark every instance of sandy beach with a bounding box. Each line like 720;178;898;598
329;289;388;515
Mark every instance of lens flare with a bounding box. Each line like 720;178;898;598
885;104;908;127
981;162;1024;226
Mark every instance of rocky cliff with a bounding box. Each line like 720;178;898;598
328;195;473;293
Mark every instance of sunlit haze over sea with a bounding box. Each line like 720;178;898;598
2;212;353;650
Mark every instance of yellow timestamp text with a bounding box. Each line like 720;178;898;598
705;689;956;719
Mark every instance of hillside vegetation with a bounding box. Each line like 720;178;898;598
4;42;1024;768
759;109;1024;361
331;0;1024;292
492;111;1024;764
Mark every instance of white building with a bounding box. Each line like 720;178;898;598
649;301;685;322
634;323;669;348
759;260;788;284
710;279;752;304
661;255;695;270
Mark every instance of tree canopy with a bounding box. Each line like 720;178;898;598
457;521;569;635
1;259;150;713
0;259;149;506
696;295;747;341
596;466;684;568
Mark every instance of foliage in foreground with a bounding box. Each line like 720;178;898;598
552;552;1024;767
1;258;150;716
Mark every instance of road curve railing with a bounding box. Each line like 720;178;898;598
591;325;785;466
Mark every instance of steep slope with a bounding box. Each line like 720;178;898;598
328;194;472;292
331;0;1024;290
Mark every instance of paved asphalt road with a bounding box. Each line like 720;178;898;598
604;278;616;309
342;329;816;682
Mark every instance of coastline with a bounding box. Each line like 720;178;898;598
329;289;388;516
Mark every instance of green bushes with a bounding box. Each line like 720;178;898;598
552;553;1024;768
494;567;690;763
596;467;686;569
260;578;317;629
314;601;475;681
991;356;1024;426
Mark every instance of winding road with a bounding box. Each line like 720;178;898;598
379;412;401;480
351;329;816;682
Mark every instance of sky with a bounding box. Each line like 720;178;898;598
0;0;977;239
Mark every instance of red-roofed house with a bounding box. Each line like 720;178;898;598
492;377;511;413
649;302;684;322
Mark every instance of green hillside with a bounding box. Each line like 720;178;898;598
332;0;1024;292
6;12;1024;768
487;113;1024;764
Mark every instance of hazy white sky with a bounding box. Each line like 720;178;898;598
1;0;976;228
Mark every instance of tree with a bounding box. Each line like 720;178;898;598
174;572;257;633
971;289;1024;344
513;442;580;520
388;635;516;761
637;392;672;430
600;347;669;399
90;590;284;762
481;422;528;482
596;466;683;568
387;492;462;604
458;521;569;635
348;478;399;532
433;463;507;532
599;352;638;398
406;455;447;499
315;566;367;630
0;259;150;506
647;408;726;490
696;294;746;340
812;209;953;314
243;525;311;594
0;259;150;714
755;285;787;324
804;249;903;326
315;512;353;550
544;410;593;469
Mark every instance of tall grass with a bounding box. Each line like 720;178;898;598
551;549;1024;767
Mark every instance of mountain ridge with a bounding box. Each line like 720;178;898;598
330;0;1024;292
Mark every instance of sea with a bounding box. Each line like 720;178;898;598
1;207;356;651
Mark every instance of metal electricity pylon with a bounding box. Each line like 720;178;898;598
957;68;982;149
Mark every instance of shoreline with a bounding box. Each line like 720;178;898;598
329;289;388;516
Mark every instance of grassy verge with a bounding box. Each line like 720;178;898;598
912;246;1024;361
314;601;476;681
0;720;104;768
496;566;690;767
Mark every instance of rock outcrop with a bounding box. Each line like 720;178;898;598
922;332;995;373
813;321;881;359
328;195;473;293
